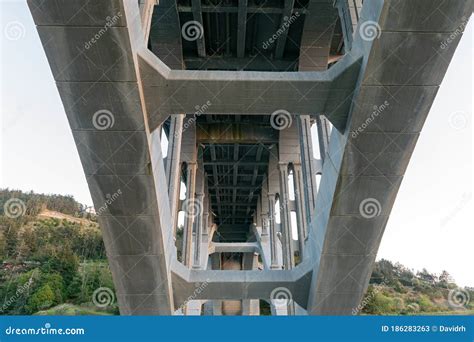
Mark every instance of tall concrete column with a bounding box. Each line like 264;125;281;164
242;252;260;315
261;213;269;236
166;114;185;233
292;163;308;256
255;196;262;232
278;162;294;269
182;161;197;267
193;192;204;268
202;209;209;237
193;156;206;268
210;253;222;315
202;179;210;236
315;115;330;162
267;194;278;269
27;1;178;314
260;183;269;236
297;115;317;225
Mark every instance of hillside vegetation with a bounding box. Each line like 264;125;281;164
360;259;473;315
1;189;472;315
1;189;116;315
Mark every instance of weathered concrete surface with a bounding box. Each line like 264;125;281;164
28;0;471;316
28;0;175;315
138;48;362;131
306;0;472;315
299;0;339;71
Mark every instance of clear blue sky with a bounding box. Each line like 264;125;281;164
1;2;472;286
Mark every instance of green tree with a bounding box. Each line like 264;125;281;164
27;284;55;313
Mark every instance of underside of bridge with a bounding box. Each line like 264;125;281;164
28;0;471;315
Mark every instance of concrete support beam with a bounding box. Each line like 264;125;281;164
28;0;175;315
166;114;184;232
275;0;295;59
306;0;472;315
315;115;331;161
192;159;206;268
139;0;156;43
138;49;362;131
149;0;184;70
278;163;294;269
182;161;197;267
237;0;248;58
298;0;338;71
171;261;312;308
266;152;282;269
297;115;317;224
191;0;206;57
209;242;260;254
178;5;306;15
292;163;308;255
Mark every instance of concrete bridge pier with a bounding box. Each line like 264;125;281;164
28;0;471;316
